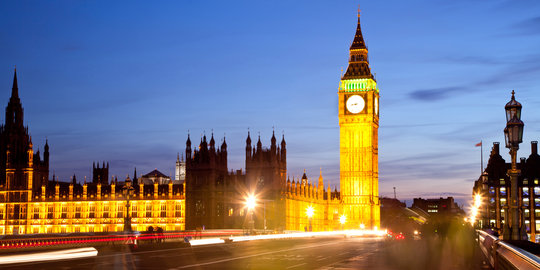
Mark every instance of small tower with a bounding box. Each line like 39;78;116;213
175;153;181;181
92;161;109;184
245;131;252;160
186;133;192;160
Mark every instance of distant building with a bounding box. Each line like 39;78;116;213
380;197;406;208
140;169;171;185
412;197;463;215
473;142;540;243
175;153;186;182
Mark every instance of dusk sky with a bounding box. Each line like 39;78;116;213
1;0;539;206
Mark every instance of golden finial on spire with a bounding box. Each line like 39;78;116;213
358;5;361;18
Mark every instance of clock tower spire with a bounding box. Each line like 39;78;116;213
338;9;380;229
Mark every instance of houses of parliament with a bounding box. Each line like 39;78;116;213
0;12;380;235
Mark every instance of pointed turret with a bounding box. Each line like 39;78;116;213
5;68;24;128
350;11;367;50
301;169;308;185
318;167;324;187
201;134;208;150
209;132;215;150
280;134;286;163
221;136;227;152
257;134;262;150
270;129;277;154
342;10;374;80
246;131;252;159
44;139;49;165
133;167;138;185
186;133;192;159
11;68;19;100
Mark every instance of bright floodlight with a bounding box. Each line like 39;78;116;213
360;223;365;230
474;194;482;208
306;205;314;218
339;215;346;225
245;194;256;210
469;193;482;225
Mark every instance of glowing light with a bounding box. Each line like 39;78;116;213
469;193;483;225
231;230;386;242
306;205;314;218
245;194;256;210
360;223;365;230
0;247;97;265
189;238;225;246
339;215;347;225
339;78;379;93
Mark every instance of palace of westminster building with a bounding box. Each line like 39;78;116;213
0;12;381;235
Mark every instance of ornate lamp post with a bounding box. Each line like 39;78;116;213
306;205;314;232
123;176;135;232
502;90;526;240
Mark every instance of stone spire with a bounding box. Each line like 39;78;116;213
342;9;374;80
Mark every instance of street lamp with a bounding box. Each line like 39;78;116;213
470;193;482;226
339;215;346;231
502;90;526;240
245;194;256;234
306;205;314;232
122;176;135;232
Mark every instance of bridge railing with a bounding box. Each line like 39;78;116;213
477;230;540;270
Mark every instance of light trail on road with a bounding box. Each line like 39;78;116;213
0;247;98;265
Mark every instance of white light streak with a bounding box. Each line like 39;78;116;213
0;247;98;265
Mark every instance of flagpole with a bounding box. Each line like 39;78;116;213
480;140;483;174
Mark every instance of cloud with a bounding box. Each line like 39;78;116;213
513;16;540;35
408;86;469;101
408;53;540;102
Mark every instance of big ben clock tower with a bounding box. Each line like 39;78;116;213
338;11;380;229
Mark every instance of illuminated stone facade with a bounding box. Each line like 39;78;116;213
338;12;380;229
284;172;342;231
0;181;185;235
0;70;185;235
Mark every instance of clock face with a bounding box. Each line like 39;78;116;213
346;95;365;114
375;98;379;115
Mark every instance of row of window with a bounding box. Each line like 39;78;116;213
0;203;183;220
489;187;540;196
488;209;540;218
489;197;540;207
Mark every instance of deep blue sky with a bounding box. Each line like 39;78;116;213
1;0;539;206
